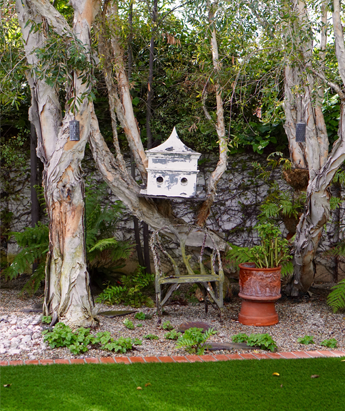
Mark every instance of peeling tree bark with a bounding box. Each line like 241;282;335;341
284;0;345;295
104;1;148;180
16;0;99;327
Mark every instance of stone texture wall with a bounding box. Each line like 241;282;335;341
1;151;344;282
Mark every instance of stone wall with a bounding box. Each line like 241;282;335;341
1;151;344;282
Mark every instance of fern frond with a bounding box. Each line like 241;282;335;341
327;279;345;313
226;244;252;266
330;196;343;211
333;169;345;184
88;238;119;253
260;202;280;218
281;261;293;277
326;243;345;257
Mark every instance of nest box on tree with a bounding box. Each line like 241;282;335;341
140;127;201;198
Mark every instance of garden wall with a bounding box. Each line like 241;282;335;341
1;151;344;283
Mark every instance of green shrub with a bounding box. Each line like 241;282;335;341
3;223;49;294
4;181;131;294
227;223;292;275
99;336;133;353
246;333;277;352
297;335;315;345
176;327;216;355
327;277;345;313
320;338;337;348
96;267;154;308
42;323;139;355
42;323;95;355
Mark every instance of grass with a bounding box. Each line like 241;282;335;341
1;358;345;410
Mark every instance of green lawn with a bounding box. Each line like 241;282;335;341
1;358;344;410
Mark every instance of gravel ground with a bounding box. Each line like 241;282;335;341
0;287;344;362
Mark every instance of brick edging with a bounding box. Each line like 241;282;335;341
1;350;344;366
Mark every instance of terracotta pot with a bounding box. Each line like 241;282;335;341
238;263;281;326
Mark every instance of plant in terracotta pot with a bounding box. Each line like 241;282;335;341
227;223;293;326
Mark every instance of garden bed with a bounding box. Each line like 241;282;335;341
0;285;344;362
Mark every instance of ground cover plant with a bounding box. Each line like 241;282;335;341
96;267;154;308
143;334;159;340
42;323;141;354
123;319;135;330
232;333;277;352
162;321;174;331
297;336;315;345
134;312;152;320
165;330;182;340
1;358;345;410
321;338;338;349
176;327;217;355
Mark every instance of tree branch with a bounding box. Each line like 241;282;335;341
333;0;345;86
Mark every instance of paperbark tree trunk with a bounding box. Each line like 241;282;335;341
16;0;99;327
30;123;39;228
284;0;345;295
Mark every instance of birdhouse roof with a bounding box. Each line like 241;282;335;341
146;127;200;155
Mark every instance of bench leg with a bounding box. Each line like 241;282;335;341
156;283;162;325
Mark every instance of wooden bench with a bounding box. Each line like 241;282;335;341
150;225;224;323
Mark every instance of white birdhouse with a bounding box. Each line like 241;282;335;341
141;127;201;198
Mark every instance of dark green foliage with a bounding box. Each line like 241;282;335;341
93;331;141;353
321;338;338;349
96;267;154;308
176;327;216;355
42;323;139;355
42;323;95;355
4;181;130;294
162;321;174;331
97;335;134;353
259;189;306;220
165;330;182;340
3;223;49;294
33;30;96;115
297;336;315;345
327;279;345;313
143;334;159;340
246;334;277;352
227;223;292;274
